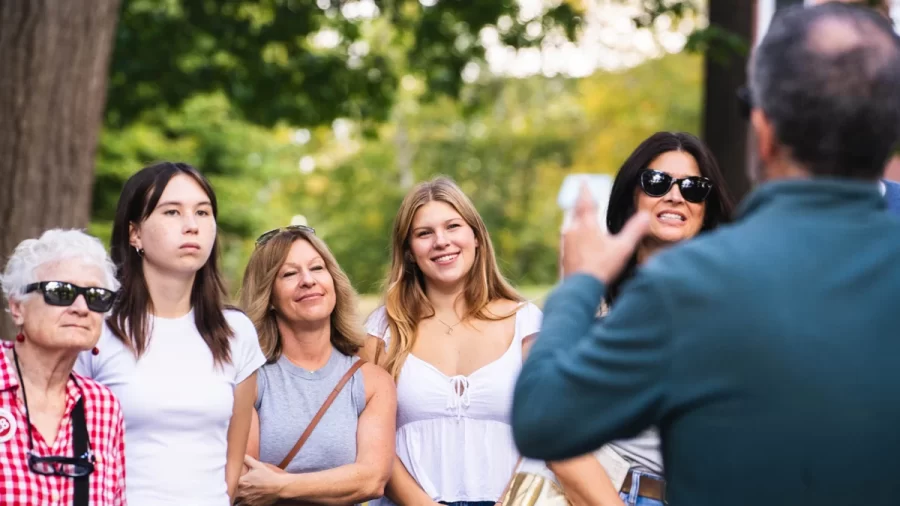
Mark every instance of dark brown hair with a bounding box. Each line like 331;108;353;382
605;132;736;305
108;161;233;366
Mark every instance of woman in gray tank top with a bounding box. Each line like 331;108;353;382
234;226;397;506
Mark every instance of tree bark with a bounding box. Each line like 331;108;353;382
0;0;121;336
702;0;755;203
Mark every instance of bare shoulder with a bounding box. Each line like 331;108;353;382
486;298;525;318
359;360;396;400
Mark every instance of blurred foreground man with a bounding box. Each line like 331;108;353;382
512;4;900;506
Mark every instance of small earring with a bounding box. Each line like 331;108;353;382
134;246;144;256
91;347;100;356
15;333;24;343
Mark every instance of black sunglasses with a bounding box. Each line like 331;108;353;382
255;225;316;246
25;281;116;313
13;350;95;478
639;169;714;204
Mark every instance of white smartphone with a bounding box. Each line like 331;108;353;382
557;173;613;231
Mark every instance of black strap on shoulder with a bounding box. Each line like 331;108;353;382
72;397;89;506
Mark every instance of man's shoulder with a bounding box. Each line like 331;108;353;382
882;179;900;214
642;225;744;279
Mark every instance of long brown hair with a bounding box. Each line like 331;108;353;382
381;176;523;379
238;228;363;363
108;162;233;366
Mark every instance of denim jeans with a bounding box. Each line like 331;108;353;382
618;470;666;506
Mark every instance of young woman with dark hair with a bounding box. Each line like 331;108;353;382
76;162;266;506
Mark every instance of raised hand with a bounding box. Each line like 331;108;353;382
561;182;650;284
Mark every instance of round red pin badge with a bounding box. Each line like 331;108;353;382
0;408;17;443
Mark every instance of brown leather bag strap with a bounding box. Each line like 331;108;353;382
277;359;366;469
373;340;384;365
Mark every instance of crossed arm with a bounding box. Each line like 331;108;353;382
240;361;397;505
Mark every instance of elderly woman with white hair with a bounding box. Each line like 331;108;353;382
0;229;126;506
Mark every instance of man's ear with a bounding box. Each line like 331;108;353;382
751;108;777;166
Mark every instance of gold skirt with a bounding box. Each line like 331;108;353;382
501;472;572;506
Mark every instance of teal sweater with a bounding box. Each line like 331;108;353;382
513;179;900;506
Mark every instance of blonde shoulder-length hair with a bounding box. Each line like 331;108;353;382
381;176;523;380
239;228;363;363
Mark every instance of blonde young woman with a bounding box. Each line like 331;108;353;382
365;177;543;506
235;226;396;506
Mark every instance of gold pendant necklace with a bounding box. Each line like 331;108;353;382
437;317;463;335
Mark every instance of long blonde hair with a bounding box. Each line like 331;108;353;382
238;228;363;362
381;176;523;379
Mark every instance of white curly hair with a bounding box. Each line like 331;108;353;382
0;229;120;304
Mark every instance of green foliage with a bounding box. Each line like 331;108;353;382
91;51;703;296
571;51;703;174
106;0;584;129
91;92;311;291
684;24;749;66
628;0;748;67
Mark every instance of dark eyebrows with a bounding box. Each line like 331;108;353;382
156;200;213;208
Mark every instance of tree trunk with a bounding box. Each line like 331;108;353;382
702;0;755;203
0;0;121;337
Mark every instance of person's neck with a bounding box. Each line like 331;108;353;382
425;282;468;320
144;264;195;318
758;158;812;183
278;318;333;371
636;240;667;265
6;344;74;402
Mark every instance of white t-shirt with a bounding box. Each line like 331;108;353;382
75;309;266;506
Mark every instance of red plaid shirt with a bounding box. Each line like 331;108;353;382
0;344;126;505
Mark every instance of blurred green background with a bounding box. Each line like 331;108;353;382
85;0;704;307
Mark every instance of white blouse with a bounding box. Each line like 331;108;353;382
366;302;542;504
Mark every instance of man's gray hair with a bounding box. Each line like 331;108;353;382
749;2;900;178
0;229;120;303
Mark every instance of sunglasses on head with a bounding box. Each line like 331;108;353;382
255;225;316;246
639;169;713;204
25;281;116;313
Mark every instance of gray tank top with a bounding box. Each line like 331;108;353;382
255;346;366;474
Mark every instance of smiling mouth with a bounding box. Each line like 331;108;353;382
432;253;459;264
657;212;686;223
295;293;324;302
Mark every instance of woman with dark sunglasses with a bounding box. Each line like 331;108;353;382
75;162;266;506
548;131;736;506
0;229;126;505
